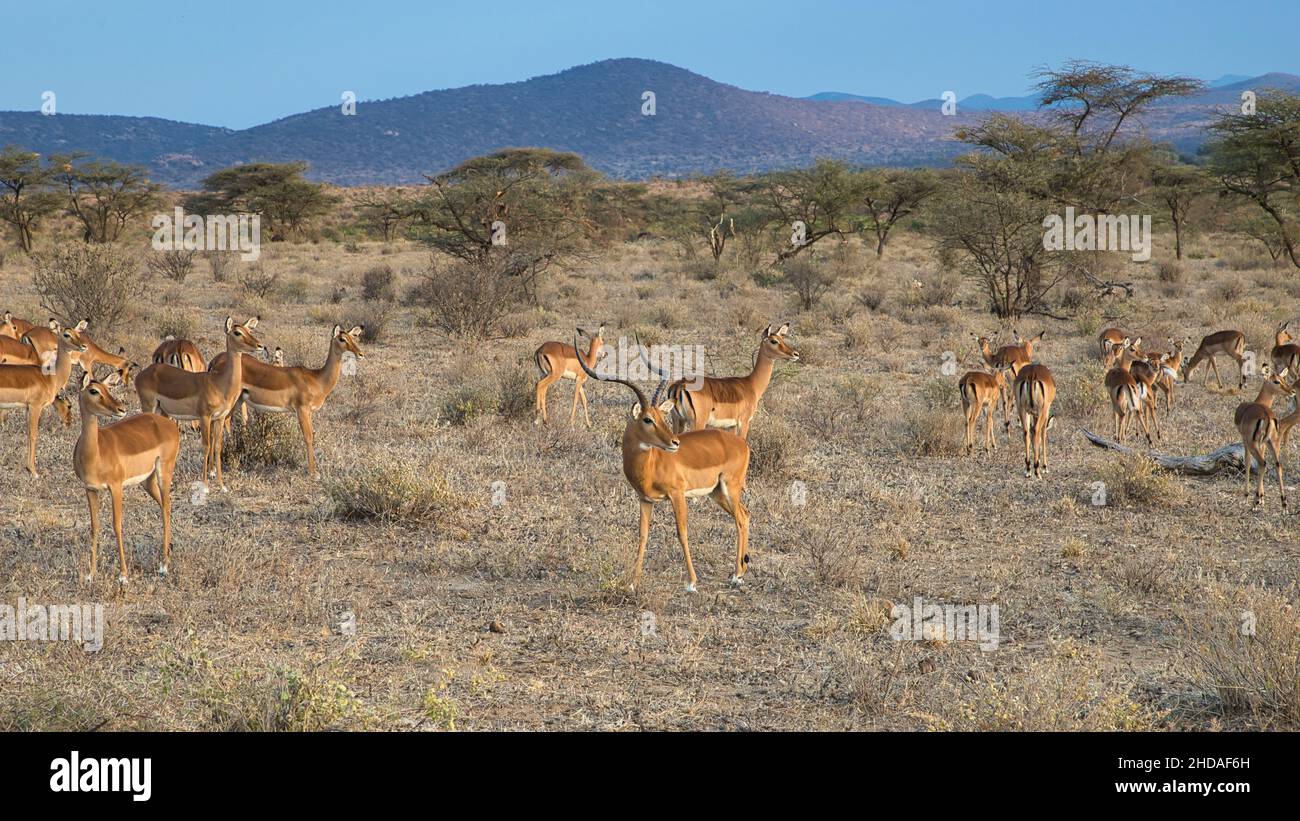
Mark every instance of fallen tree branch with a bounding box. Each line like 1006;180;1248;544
1079;428;1257;475
1082;272;1134;299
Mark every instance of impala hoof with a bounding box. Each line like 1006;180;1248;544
157;564;168;577
117;574;129;586
83;573;94;584
684;582;697;594
728;575;744;588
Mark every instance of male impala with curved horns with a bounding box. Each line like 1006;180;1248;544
135;317;265;491
0;323;87;476
209;324;364;477
73;372;181;584
665;323;799;438
534;325;603;426
576;336;752;593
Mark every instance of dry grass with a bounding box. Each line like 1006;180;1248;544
0;230;1296;730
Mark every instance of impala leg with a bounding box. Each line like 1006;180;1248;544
1243;438;1254;504
1037;413;1050;477
632;500;652;591
535;370;558;424
577;382;591;427
962;402;975;455
25;404;40;477
1136;402;1153;446
668;491;697;592
1209;357;1225;389
711;481;749;586
109;485;128;584
1269;432;1287;511
296;406;317;477
199;417;213;487
984;403;997;452
1235;354;1247;389
1021;409;1033;478
84;489;100;584
144;464;172;575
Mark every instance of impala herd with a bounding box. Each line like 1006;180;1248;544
1;299;1295;593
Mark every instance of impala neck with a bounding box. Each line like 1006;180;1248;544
743;348;777;397
52;342;76;386
76;395;102;461
1256;389;1281;409
214;334;244;398
312;342;344;398
582;338;603;366
621;427;660;492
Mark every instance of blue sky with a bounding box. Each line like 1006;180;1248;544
2;0;1296;128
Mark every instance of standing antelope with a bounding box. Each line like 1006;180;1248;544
1105;343;1155;445
135;317;264;491
1150;338;1190;414
1185;329;1247;389
973;333;1032;434
21;318;65;364
1270;322;1300;378
0;323;87;476
2;312;33;337
1127;341;1162;442
666;323;800;438
1234;364;1293;510
1014;363;1056;479
1098;327;1127;368
73;372;181;583
534;325;604;426
209;324;364;477
958;367;1004;455
576;335;752;593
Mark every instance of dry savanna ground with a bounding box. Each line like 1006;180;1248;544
1;229;1298;731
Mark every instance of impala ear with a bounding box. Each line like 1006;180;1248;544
163;334;175;341
225;316;235;333
47;319;60;331
762;325;773;337
244;316;259;329
776;323;791;337
76;319;89;332
103;370;121;386
629;402;644;419
347;325;363;338
80;371;93;390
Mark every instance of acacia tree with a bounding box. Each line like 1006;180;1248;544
858;168;940;256
354;187;410;241
50;155;161;243
0;146;62;252
1207;93;1300;268
1148;157;1207;260
758;159;867;261
190;162;333;240
406;148;596;294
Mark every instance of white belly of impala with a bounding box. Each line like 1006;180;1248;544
249;402;291;414
709;417;739;428
0;402;26;410
560;370;577;379
685;485;716;499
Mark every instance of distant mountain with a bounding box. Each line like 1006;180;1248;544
1209;74;1252;87
0;60;1295;188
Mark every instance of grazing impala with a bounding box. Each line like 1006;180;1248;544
1234;364;1293;510
1270;321;1300;378
666;323;800;438
1098;327;1127;368
576;335;752;593
534;325;604;426
958;367;1005;455
1014;363;1056;479
1185;329;1247;389
0;323;87;476
135;317;265;491
209;324;364;477
81;337;136;387
1105;343;1155;445
73;372;181;584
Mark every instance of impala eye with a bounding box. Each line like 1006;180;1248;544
769;339;777;344
642;417;652;424
89;389;98;395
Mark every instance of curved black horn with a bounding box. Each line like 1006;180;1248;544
573;333;651;412
634;334;671;408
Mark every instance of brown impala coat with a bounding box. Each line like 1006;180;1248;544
0;323;87;476
135;317;264;491
666;323;799;438
209;324;364;476
73;372;181;583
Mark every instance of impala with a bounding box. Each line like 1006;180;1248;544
577;335;752;593
1105;343;1154;445
1234;364;1293;510
0;323;87;476
1127;341;1162;441
973;332;1033;434
81;337;136;387
1098;327;1127;368
135;317;265;491
1015;363;1056;479
0;334;41;366
209;324;363;477
534;325;604;426
73;372;181;584
20;318;63;363
958;367;1004;455
665;323;799;438
1150;337;1190;413
2;312;33;337
152;336;207;372
1185;329;1247;389
1270;321;1300;378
